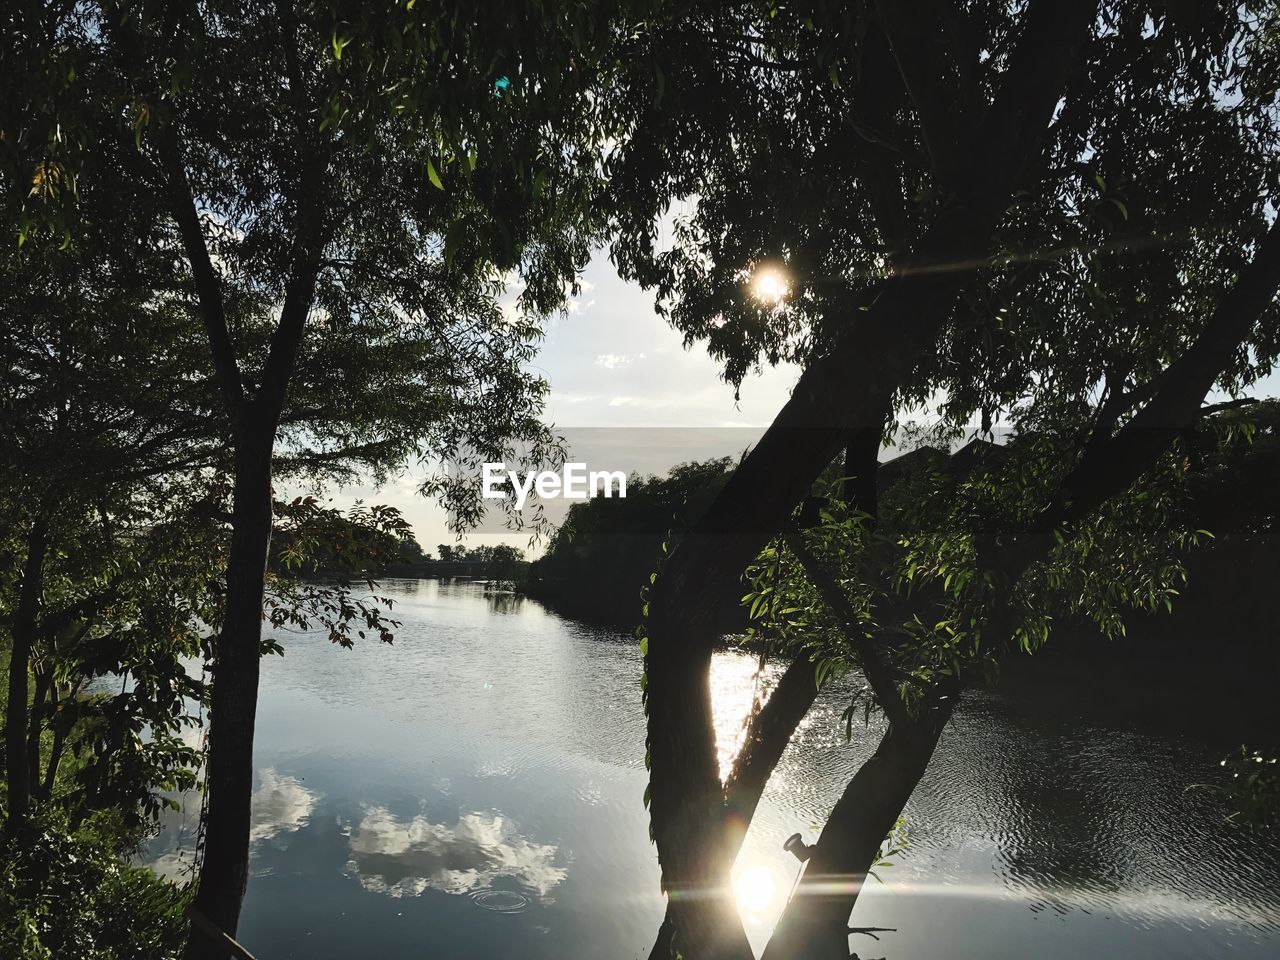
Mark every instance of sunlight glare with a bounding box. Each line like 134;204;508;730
750;265;790;305
733;864;778;917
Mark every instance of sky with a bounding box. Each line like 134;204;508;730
327;250;1280;557
325;251;801;554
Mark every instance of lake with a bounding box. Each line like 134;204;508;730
143;578;1280;959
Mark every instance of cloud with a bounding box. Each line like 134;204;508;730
147;850;195;882
345;806;568;900
565;296;597;314
560;277;597;315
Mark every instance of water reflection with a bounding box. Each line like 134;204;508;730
251;768;318;844
480;586;527;616
344;806;568;902
136;580;1278;960
148;767;317;880
709;653;777;780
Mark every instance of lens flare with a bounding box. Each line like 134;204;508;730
733;864;778;916
750;265;790;305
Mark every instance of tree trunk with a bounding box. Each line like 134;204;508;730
25;668;52;797
4;517;49;829
642;4;1090;948
648;653;822;960
185;438;274;960
761;704;953;960
41;680;67;799
645;605;757;960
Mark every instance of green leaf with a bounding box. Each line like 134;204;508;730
427;158;444;190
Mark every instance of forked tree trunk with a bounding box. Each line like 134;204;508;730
760;704;953;960
646;653;824;960
646;621;758;960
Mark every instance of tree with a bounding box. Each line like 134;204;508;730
4;3;628;952
465;543;527;581
528;458;737;624
605;2;1280;958
0;189;224;831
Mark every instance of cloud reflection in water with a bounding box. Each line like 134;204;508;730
250;768;318;843
345;806;568;902
147;767;318;880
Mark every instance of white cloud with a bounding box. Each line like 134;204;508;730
595;352;647;369
147;766;319;882
561;277;597;315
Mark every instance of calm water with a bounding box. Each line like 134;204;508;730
144;579;1280;959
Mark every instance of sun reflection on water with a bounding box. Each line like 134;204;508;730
733;863;782;924
709;654;798;929
709;652;778;781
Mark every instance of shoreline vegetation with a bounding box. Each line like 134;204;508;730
506;405;1279;668
330;403;1280;678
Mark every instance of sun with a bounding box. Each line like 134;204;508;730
750;265;790;305
733;864;778;917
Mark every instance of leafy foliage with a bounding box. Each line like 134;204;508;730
0;808;188;960
1221;747;1280;827
741;404;1273;732
609;1;1280;421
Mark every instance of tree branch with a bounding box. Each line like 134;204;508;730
1046;215;1280;527
724;652;819;828
156;133;246;422
845;23;912;256
873;0;966;186
783;530;909;726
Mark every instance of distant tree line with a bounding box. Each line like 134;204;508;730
531;405;1279;649
526;459;737;625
